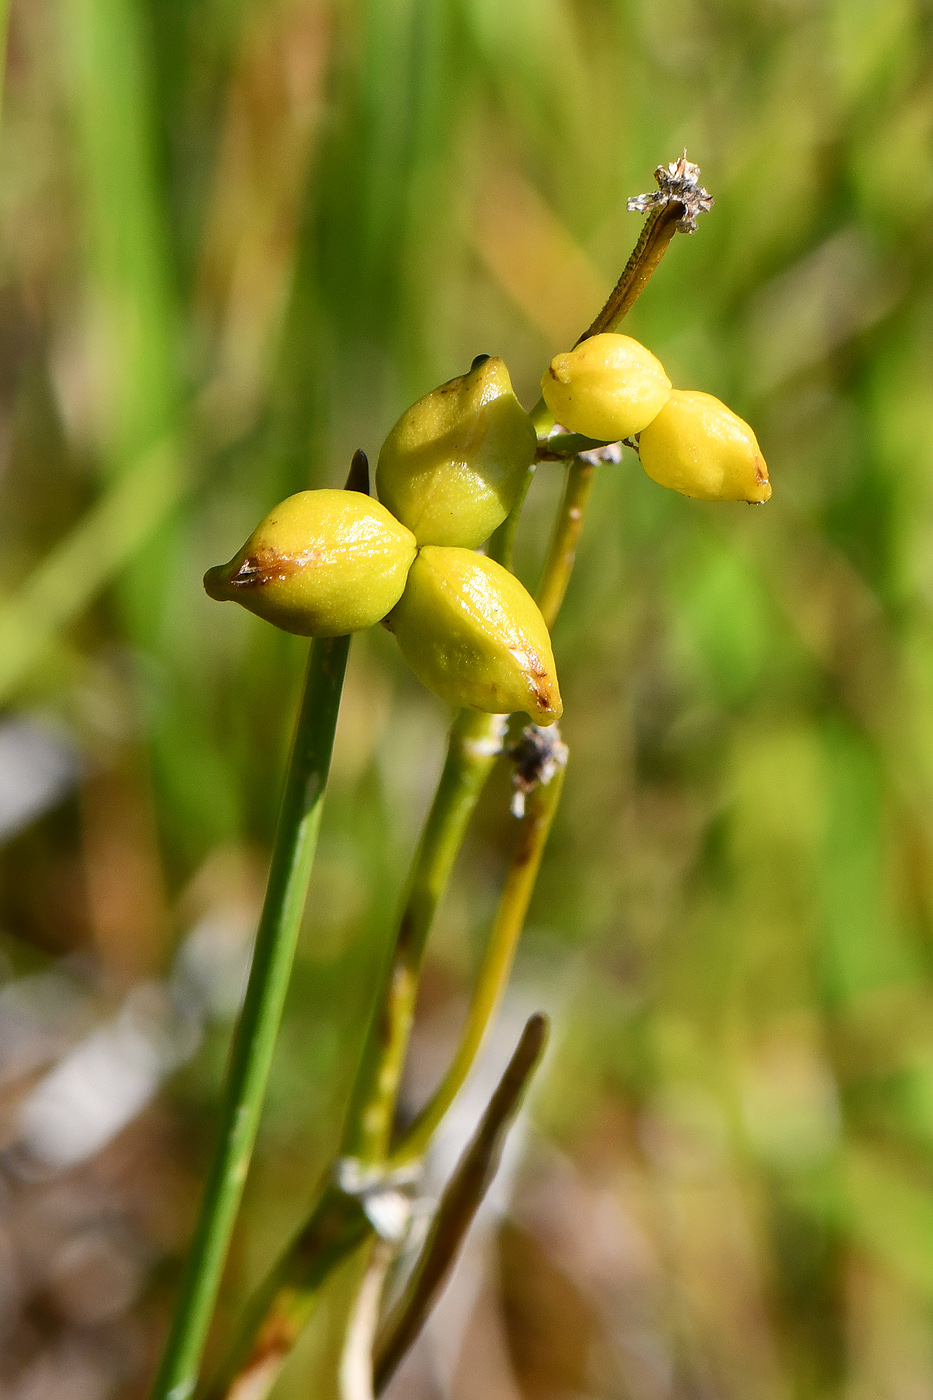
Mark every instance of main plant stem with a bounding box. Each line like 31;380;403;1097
152;635;349;1400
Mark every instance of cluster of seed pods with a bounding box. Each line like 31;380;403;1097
542;333;770;503
204;339;769;721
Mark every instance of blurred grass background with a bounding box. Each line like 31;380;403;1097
0;0;932;1396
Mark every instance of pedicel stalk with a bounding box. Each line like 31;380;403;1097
153;154;767;1400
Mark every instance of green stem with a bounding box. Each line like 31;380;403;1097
487;463;536;569
535;458;597;631
536;431;610;461
391;766;564;1165
152;634;350;1400
205;706;503;1400
340;706;505;1163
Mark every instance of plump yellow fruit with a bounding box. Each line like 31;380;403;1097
390;547;562;724
376;356;537;549
203;489;417;636
638;390;771;502
541;333;672;441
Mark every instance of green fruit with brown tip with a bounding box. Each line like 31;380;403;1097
390;546;562;724
376;356;537;548
638;390;771;502
541;333;671;441
204;489;417;636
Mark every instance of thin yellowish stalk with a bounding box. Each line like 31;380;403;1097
535;458;597;631
339;706;507;1163
390;766;565;1165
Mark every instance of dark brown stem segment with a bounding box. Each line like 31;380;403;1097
578;200;685;343
373;1014;549;1393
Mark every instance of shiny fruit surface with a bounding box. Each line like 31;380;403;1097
203;489;417;635
638;390;771;502
390;546;562;723
541;333;671;441
376;356;537;549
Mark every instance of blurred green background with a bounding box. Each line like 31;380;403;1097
1;0;933;1396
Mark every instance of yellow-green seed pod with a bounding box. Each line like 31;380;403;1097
638;390;771;503
376;356;537;549
541;333;672;441
204;489;417;636
390;546;562;724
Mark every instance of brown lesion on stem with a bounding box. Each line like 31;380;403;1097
223;1311;302;1400
204;1185;372;1400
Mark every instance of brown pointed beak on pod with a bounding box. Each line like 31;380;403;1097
541;333;672;441
376;355;537;549
637;390;771;503
203;489;417;636
389;546;562;724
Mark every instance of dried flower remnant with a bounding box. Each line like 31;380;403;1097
627;151;714;233
577;440;624;466
508;723;569;818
